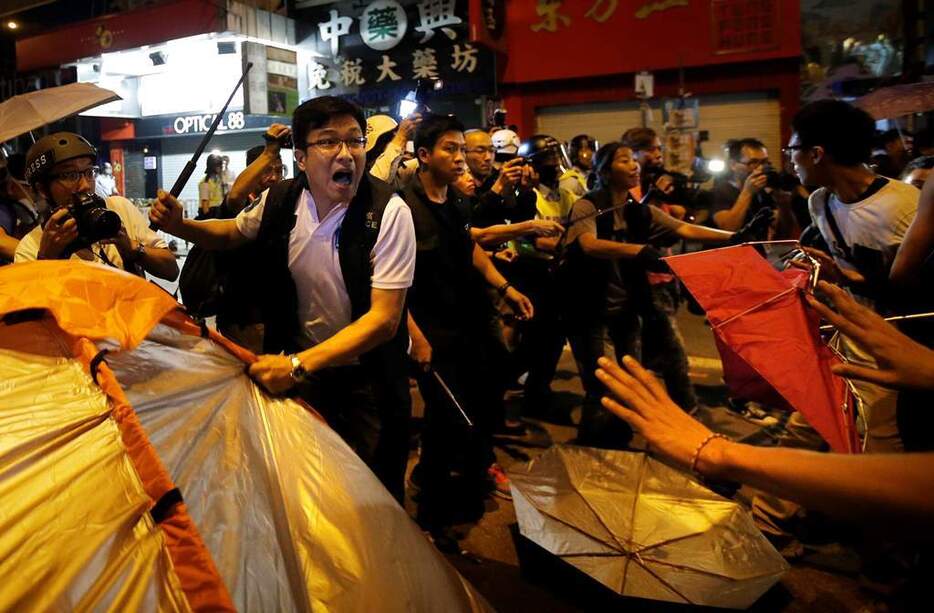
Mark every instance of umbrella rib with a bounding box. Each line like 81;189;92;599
567;472;632;552
635;554;785;582
712;286;796;330
528;505;627;553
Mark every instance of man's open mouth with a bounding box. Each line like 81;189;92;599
333;170;354;186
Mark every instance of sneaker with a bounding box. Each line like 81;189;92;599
487;464;512;500
495;420;528;437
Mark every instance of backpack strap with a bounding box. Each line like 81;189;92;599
819;189;853;262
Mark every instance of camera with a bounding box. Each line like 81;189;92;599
761;163;799;191
62;192;121;252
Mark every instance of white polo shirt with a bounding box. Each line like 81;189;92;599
236;187;416;348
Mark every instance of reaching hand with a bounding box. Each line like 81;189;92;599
263;123;291;153
729;206;774;244
635;245;669;273
494;247;518;263
37;208;78;259
596;355;715;471
493;158;525;193
396;112;422;143
505;286;534;320
795;247;866;286
806;281;934;390
527;219;565;237
150;189;185;234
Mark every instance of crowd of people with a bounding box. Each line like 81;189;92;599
1;94;932;583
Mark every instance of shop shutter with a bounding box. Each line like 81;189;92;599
160;132;294;218
536;92;782;163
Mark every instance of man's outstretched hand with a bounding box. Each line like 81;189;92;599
807;281;934;390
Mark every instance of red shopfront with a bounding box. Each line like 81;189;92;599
496;0;801;158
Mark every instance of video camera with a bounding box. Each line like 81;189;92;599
60;192;121;253
761;163;800;191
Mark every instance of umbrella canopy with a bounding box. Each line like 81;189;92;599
0;82;121;143
665;245;859;453
510;446;788;609
855;81;934;119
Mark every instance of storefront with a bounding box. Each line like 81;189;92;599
15;0;306;205
496;0;802;166
292;0;498;124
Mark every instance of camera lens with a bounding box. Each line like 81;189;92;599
79;206;121;242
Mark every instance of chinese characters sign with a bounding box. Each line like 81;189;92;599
711;0;780;54
296;0;493;104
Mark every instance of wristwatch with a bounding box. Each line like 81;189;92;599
288;354;307;382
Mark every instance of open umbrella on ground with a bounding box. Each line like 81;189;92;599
855;81;934;120
510;446;788;609
664;245;860;454
0;82;120;143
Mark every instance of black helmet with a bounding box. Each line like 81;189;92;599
518;134;571;173
25;132;97;186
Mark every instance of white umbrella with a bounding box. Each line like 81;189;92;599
0;82;121;143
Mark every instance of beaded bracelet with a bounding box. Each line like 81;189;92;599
690;433;728;476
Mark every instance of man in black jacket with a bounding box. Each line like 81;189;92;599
403;114;534;543
150;96;417;501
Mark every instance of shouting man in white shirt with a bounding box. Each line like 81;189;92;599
150;96;417;501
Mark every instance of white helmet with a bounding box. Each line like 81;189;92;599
491;129;520;156
366;114;398;152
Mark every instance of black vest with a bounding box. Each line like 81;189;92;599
561;187;653;321
255;173;408;363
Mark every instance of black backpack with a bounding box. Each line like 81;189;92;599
178;203;238;317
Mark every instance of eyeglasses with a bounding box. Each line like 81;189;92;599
306;137;367;154
466;146;495;155
782;145;807;157
740;158;769;168
50;166;99;186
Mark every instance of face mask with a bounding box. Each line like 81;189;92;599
538;165;559;186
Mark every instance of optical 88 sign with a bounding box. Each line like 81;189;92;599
173;111;246;135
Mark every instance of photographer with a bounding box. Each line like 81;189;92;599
150;96;416;502
465;129;537;229
368;113;421;188
14;132;177;282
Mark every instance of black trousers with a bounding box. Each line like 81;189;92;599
415;324;508;529
567;297;696;449
296;363;411;503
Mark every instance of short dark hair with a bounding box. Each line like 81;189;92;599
414;113;465;155
292;95;365;149
593;141;627;189
620;127;657;151
569;134;593;165
792;100;876;166
901;155;934;178
726;138;766;162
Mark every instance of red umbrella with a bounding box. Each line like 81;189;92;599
854;81;934;120
665;245;860;453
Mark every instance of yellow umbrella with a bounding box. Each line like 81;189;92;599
510;446;788;609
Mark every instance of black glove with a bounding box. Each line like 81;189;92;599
729;206;774;245
635;245;669;273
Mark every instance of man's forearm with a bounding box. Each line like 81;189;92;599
714;190;753;231
472;242;508;288
471;220;535;247
169;218;246;250
136;246;179;281
297;307;401;372
700;441;934;530
0;229;18;260
228;150;276;212
580;235;644;260
676;223;733;243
